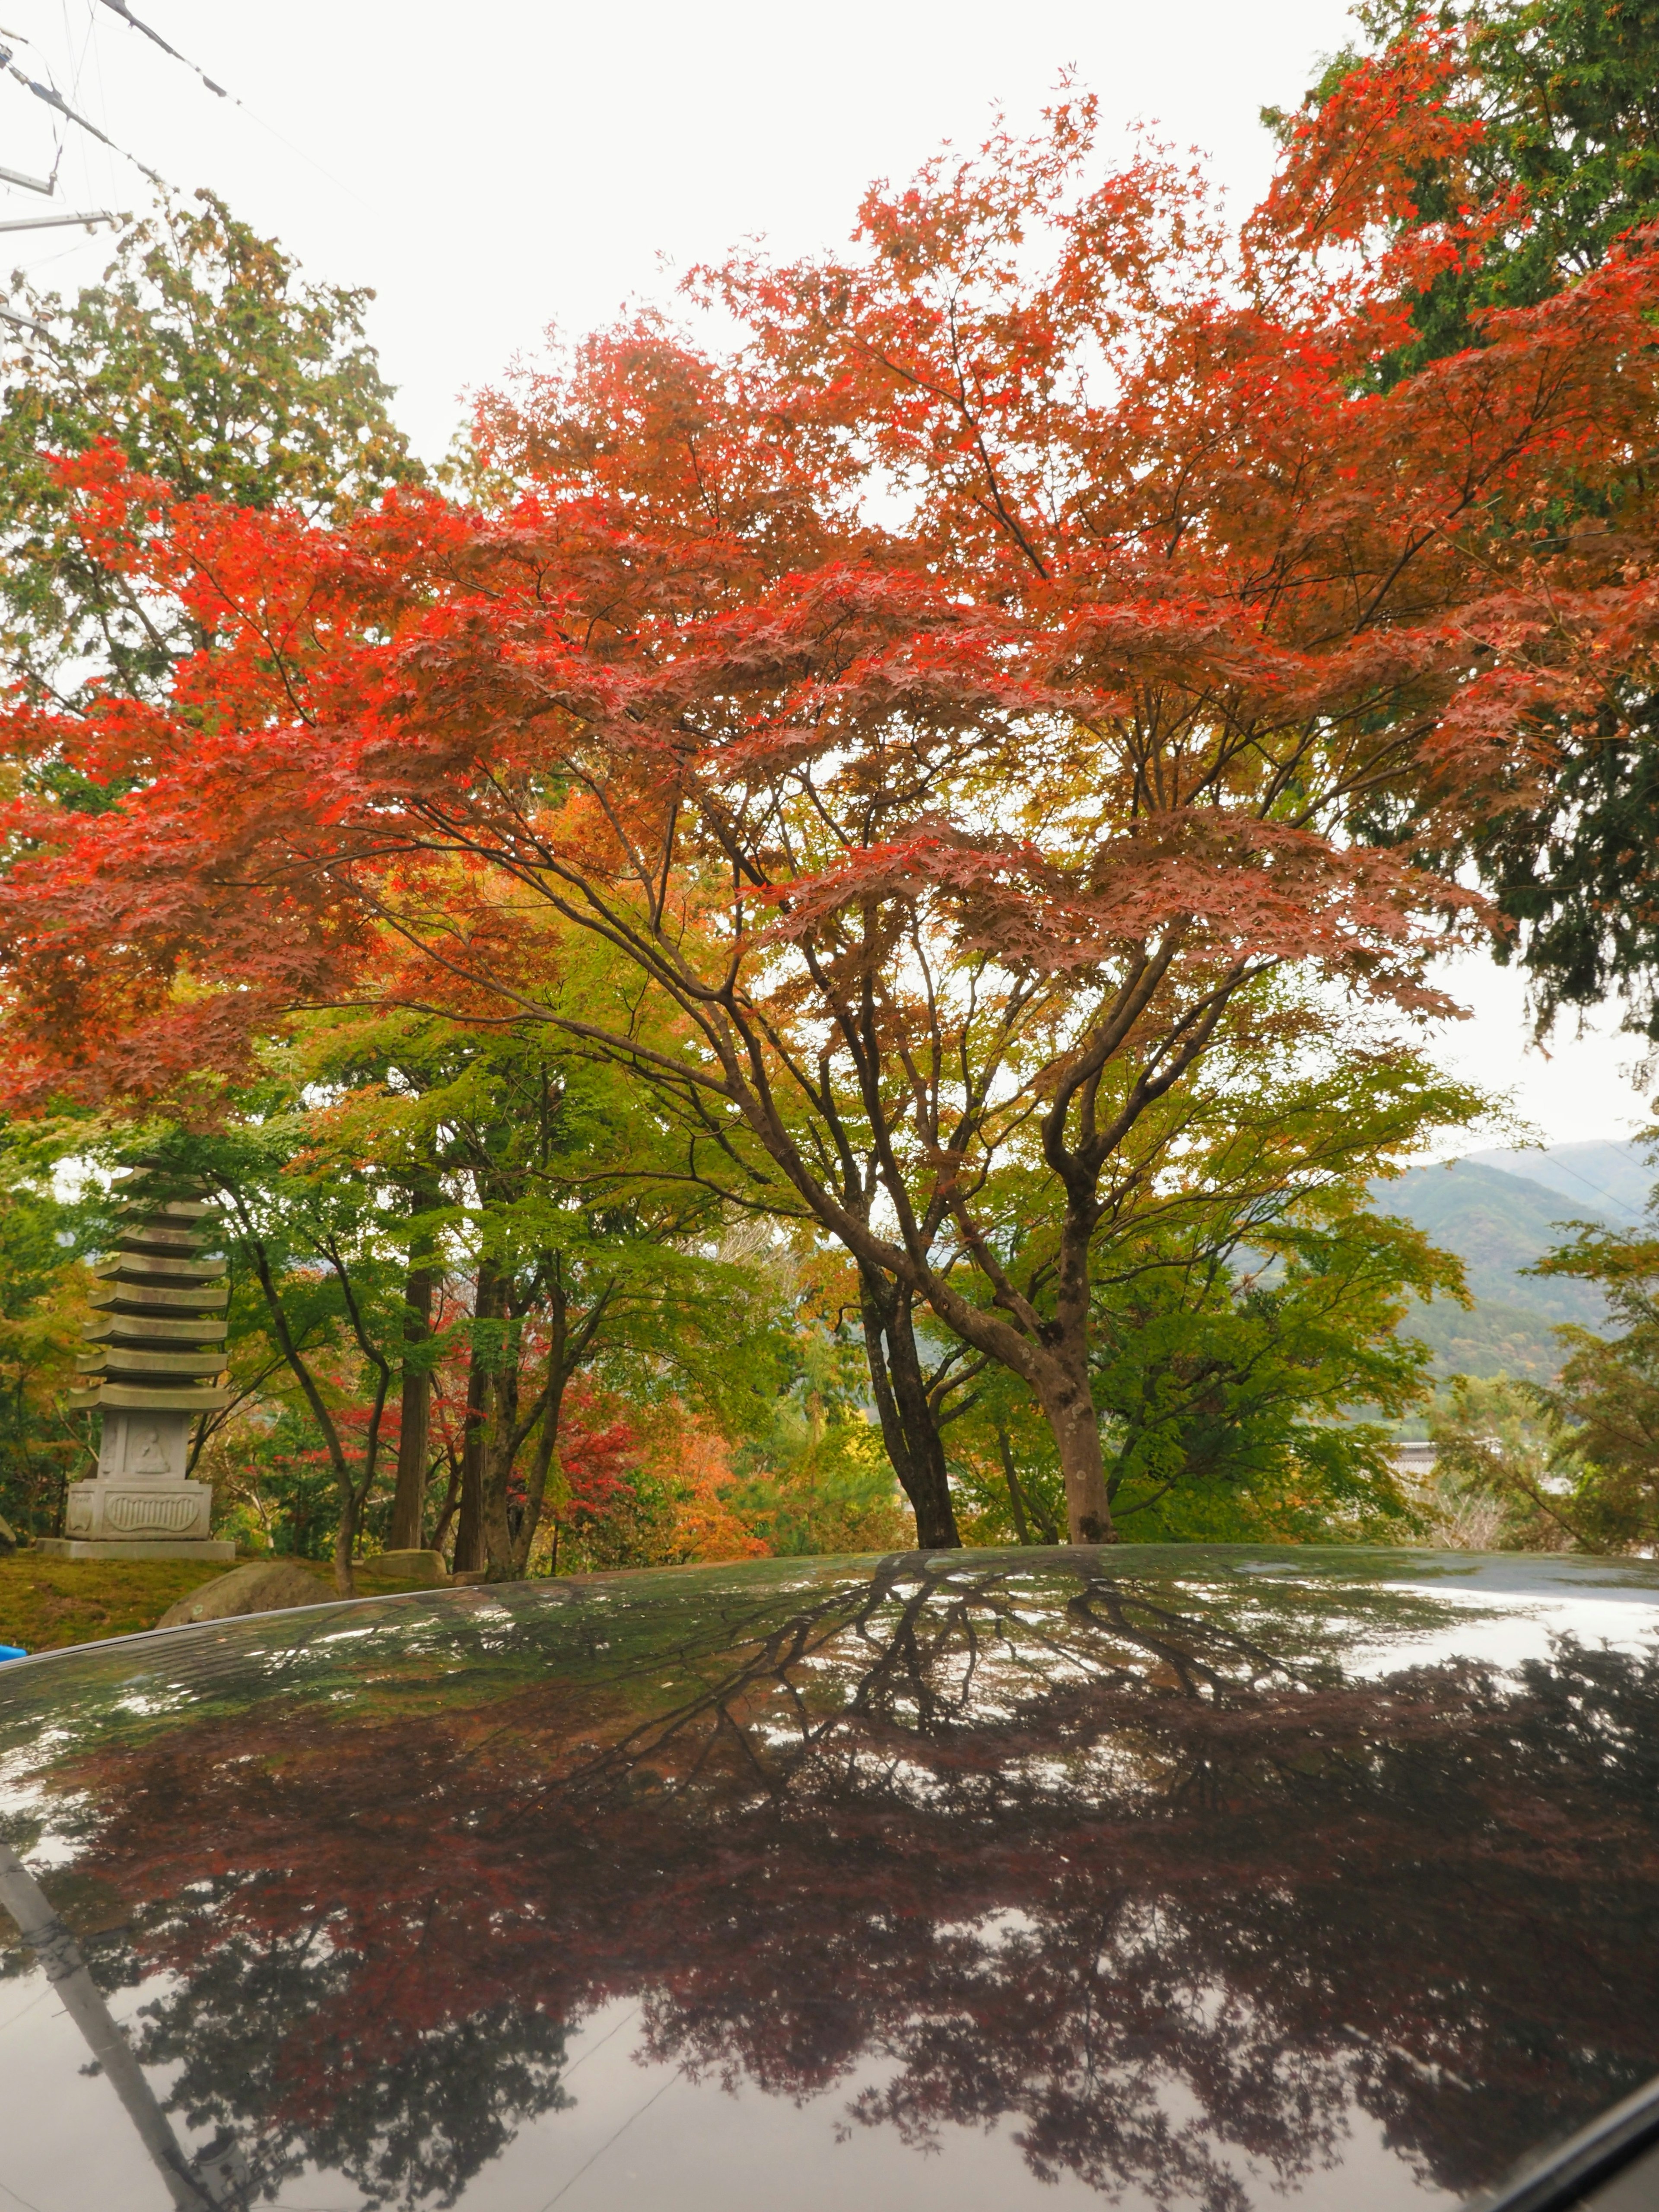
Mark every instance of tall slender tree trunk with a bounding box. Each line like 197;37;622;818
240;1225;369;1595
389;1173;441;1552
479;1339;524;1581
481;1310;579;1581
429;1447;462;1556
860;1266;960;1548
511;1374;566;1578
1044;1217;1115;1544
510;1288;572;1577
452;1257;504;1574
387;1259;434;1552
996;1421;1060;1545
905;1202;1113;1546
452;1358;488;1573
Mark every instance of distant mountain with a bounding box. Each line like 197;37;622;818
1373;1158;1611;1381
1465;1137;1651;1225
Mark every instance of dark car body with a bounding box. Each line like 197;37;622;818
1;1543;1657;2212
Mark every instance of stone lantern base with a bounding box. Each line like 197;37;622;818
39;1408;235;1562
36;1538;237;1560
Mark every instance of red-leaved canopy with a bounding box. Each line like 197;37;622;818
5;73;1659;1534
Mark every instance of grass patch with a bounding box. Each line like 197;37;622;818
0;1554;234;1655
0;1553;452;1658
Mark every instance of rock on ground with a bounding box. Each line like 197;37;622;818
356;1549;448;1587
155;1560;332;1629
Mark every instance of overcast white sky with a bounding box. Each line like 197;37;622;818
0;0;1649;1150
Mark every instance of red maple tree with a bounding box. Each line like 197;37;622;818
4;67;1659;1537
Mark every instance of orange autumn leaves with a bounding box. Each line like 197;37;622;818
3;56;1659;1535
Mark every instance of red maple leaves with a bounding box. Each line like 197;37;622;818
4;57;1658;1531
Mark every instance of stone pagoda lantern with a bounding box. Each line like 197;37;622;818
42;1169;237;1561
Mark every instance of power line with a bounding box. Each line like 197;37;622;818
0;38;164;188
1484;1147;1646;1220
97;0;228;99
8;8;366;220
534;2072;678;2212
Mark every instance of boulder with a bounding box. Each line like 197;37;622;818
155;1559;331;1629
355;1549;449;1589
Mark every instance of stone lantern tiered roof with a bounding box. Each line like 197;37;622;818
71;1171;232;1416
42;1169;237;1559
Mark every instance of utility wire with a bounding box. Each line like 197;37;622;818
1482;1148;1643;1220
557;2005;641;2081
98;0;227;99
13;6;369;222
534;2073;678;2211
0;39;163;187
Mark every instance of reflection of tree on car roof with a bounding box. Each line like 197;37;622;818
2;1551;1658;2209
0;1837;247;2208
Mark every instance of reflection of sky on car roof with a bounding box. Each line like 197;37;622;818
0;1948;1469;2212
2;1548;1657;2212
1224;1572;1659;1681
229;1993;1462;2212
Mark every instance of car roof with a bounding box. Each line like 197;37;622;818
2;1541;1657;2212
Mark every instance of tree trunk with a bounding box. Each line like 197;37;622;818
429;1447;462;1557
387;1260;434;1552
860;1267;960;1548
479;1340;524;1581
512;1370;567;1577
995;1421;1060;1545
452;1257;503;1574
239;1223;365;1595
1030;1352;1114;1543
511;1287;572;1576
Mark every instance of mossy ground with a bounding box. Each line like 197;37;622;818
0;1554;234;1654
0;1553;450;1657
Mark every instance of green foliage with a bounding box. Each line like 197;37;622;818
950;1007;1481;1544
0;190;421;717
1402;1296;1576;1383
1102;1207;1448;1540
726;1325;910;1556
1473;724;1659;1041
955;1204;1448;1546
1282;0;1659;372
1378;1157;1609;1376
547;1318;907;1576
1453;0;1659;296
1531;1210;1659;1548
204;1403;347;1561
1416;1159;1659;1554
0;1129;103;1536
1276;0;1659;1035
298;1000;783;1423
116;1002;792;1581
1424;1373;1580;1547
